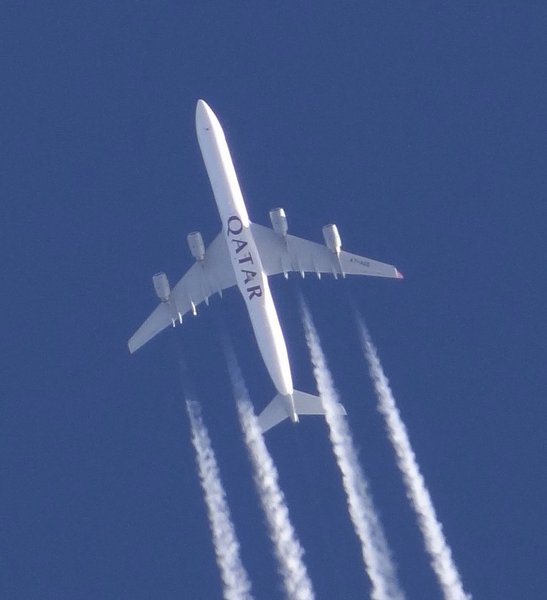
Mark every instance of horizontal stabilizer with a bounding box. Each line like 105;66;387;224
257;394;288;433
257;390;347;433
293;390;347;420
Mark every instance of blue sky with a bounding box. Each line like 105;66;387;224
2;3;546;599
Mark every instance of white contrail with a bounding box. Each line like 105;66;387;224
186;400;254;600
357;319;470;600
237;399;316;600
226;354;315;600
300;301;405;600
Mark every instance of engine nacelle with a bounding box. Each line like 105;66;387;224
153;272;171;302
187;231;205;261
269;207;288;237
322;223;342;254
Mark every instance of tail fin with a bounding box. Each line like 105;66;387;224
257;390;347;433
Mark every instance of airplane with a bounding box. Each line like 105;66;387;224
128;99;403;432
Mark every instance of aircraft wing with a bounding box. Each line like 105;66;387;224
250;223;402;279
128;232;235;353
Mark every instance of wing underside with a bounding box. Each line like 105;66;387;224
128;231;235;353
250;222;401;279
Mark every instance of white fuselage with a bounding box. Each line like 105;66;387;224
195;100;297;419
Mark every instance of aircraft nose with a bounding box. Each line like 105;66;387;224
196;99;214;130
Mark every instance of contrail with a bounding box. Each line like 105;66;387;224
300;300;405;600
186;400;254;600
357;318;470;600
237;399;316;600
226;351;315;600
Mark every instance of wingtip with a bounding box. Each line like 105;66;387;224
395;269;404;279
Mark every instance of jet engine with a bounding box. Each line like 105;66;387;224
153;272;171;302
322;224;342;254
269;207;288;237
187;231;205;261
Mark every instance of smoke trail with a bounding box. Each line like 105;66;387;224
357;319;470;600
237;399;316;600
186;400;254;600
225;352;315;600
300;301;405;600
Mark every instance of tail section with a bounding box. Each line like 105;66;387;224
257;394;289;433
257;390;347;433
